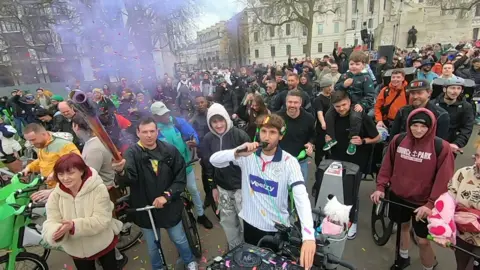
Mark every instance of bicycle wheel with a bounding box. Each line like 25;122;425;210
0;252;49;270
117;221;143;252
181;208;202;258
371;201;394;246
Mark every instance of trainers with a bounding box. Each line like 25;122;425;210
347;223;357;240
187;261;199;270
390;256;410;270
116;253;128;269
323;140;337;151
197;215;213;229
346;143;357;155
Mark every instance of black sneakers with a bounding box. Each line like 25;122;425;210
197;215;213;229
390;256;410;270
116;253;128;269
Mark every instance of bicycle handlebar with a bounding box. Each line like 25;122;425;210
125;205;156;213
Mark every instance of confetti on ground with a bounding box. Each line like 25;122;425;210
304;227;312;234
134;256;139;260
362;248;366;251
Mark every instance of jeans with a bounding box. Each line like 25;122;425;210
299;159;309;186
186;170;204;216
218;186;243;249
13;117;26;138
142;221;194;270
325;107;363;140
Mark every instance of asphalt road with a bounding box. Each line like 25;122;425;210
44;128;479;270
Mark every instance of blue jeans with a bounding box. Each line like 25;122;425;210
14;117;26;138
186;170;204;216
142;221;194;270
299;159;309;186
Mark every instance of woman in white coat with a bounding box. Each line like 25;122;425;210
42;153;122;270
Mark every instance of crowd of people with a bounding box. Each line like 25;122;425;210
1;41;480;270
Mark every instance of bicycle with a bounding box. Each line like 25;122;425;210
0;173;51;270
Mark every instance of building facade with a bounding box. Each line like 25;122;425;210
196;21;229;69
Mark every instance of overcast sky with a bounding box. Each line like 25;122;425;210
197;0;245;31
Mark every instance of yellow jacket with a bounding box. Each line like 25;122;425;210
26;133;80;188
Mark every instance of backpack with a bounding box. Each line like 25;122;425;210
392;133;443;160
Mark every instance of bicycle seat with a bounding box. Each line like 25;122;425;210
116;195;130;204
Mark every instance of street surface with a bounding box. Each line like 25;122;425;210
45;128;479;270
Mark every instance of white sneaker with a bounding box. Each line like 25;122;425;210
347;223;357;240
187;261;198;270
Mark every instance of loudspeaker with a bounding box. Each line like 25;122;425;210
378;45;396;65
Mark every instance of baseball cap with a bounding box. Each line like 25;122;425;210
445;77;465;87
150;101;170;116
406;79;431;92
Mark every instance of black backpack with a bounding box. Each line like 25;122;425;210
392;133;443;160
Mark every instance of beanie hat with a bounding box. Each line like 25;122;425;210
319;77;333;88
409;111;432;128
51;95;64;102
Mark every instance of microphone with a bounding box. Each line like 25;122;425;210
236;142;269;153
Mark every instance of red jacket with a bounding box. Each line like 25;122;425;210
376;108;455;208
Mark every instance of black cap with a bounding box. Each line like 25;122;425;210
406;79;431;92
409;111;432;128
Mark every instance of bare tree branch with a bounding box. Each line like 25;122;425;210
426;0;480;11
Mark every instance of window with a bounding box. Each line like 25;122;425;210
254;31;259;42
286;45;291;55
368;18;373;28
354;39;358;46
352;20;356;29
285;6;291;16
474;28;479;40
352;0;358;12
33;31;52;44
334;42;339;49
302;26;307;36
269;26;275;37
368;0;374;12
1;21;20;32
303;44;307;54
318;43;323;53
271;46;275;57
286;24;291;35
255;49;259;58
334;22;339;33
317;23;324;35
476;4;480;17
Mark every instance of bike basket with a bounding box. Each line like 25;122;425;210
0;175;39;204
0;204;16;249
318;229;348;270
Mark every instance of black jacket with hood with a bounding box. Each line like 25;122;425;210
200;103;250;190
117;140;187;229
214;85;238;116
433;93;474;148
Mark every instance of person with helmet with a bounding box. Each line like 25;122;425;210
433;77;474;155
213;76;238;117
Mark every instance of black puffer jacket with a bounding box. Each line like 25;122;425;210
118;140;186;229
433;94;474;148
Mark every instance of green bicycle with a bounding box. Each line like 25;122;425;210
0;173;50;269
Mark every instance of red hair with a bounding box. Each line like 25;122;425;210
53;153;90;182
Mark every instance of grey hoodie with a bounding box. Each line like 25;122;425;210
200;103;250;190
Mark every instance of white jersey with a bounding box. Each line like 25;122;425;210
210;147;315;241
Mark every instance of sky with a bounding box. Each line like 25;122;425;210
197;0;245;31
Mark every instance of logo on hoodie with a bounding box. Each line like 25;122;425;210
397;147;432;162
249;174;278;197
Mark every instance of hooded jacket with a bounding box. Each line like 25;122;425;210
433;94;474;148
376;108;455;208
335;70;376;111
42;168;123;258
200;103;250;190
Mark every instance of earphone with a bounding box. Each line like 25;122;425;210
253;116;287;142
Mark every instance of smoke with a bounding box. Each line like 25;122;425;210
52;0;200;88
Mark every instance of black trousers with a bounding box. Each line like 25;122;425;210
325;107;363;140
315;130;327;167
200;158;211;196
72;248;117;270
243;220;275;247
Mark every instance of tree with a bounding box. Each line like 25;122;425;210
243;0;342;57
426;0;480;11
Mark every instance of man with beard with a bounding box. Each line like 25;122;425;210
390;79;450;139
416;60;439;83
274;74;312;113
213;77;238;117
177;73;192;92
433;78;474;155
278;91;315;184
